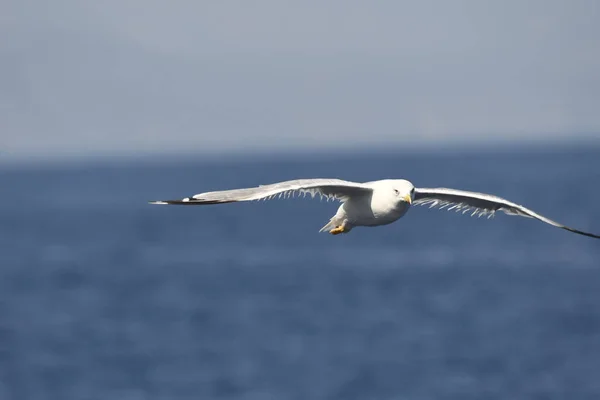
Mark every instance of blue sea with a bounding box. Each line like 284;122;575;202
1;147;600;400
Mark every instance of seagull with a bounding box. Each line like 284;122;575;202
149;178;600;239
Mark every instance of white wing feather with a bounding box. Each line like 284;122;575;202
150;178;372;205
414;187;600;239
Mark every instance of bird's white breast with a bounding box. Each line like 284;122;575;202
342;185;409;227
370;193;409;224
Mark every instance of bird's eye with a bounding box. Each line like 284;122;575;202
393;189;399;195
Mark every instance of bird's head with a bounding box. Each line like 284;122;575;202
390;179;415;206
369;179;415;212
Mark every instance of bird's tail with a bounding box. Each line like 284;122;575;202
319;216;340;233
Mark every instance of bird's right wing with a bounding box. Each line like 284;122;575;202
414;187;600;239
149;178;372;205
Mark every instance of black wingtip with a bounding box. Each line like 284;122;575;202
148;200;184;205
148;198;236;205
562;226;600;239
148;197;194;205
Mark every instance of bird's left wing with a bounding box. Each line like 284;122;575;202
413;187;600;239
150;178;372;205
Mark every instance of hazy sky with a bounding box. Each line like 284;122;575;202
2;0;600;159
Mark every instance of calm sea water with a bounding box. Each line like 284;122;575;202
1;147;600;400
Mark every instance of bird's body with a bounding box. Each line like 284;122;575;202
150;178;600;239
320;179;413;233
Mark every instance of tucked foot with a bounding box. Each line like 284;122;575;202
329;225;349;235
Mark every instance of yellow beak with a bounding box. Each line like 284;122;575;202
403;194;412;204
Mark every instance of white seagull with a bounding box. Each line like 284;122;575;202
149;178;600;239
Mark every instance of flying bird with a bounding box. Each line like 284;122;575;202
149;178;600;239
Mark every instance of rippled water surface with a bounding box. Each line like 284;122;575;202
1;148;600;399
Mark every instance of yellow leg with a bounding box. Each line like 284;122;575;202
329;225;349;235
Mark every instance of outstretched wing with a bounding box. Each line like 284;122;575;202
149;178;372;205
413;187;600;239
